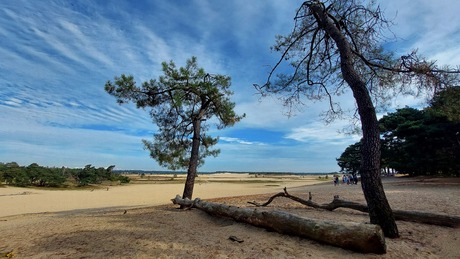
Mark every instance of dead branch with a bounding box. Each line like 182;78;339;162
248;187;460;228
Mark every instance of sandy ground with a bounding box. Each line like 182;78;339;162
0;173;320;218
0;174;459;258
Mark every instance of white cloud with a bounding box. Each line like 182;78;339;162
0;110;152;169
219;137;265;146
57;19;115;69
285;120;360;144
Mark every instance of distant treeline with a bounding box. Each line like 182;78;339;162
243;171;333;176
115;170;334;176
337;107;460;177
115;169;187;175
0;162;130;187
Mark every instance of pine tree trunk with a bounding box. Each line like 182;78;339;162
182;118;201;200
351;80;399;238
309;3;399;238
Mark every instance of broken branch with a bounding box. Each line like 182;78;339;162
248;188;460;228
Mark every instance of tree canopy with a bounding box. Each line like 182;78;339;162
338;87;460;177
379;106;460;176
428;86;460;122
336;141;361;175
105;57;244;199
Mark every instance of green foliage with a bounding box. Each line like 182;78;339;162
70;164;124;186
380;106;459;176
116;175;131;184
1;162;29;186
339;95;460;176
0;163;125;187
26;163;67;187
428;86;460;122
71;164;97;186
0;163;67;187
337;142;362;174
0;163;6;185
105;57;244;171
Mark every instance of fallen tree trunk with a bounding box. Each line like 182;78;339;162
172;195;386;254
248;188;460;228
392;210;460;227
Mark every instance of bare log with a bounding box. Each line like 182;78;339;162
172;195;386;254
248;188;460;228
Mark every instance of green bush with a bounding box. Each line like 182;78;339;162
0;162;123;187
117;175;131;184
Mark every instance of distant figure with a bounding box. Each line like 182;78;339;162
353;174;358;184
333;176;339;186
345;175;350;185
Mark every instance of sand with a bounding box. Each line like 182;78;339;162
0;174;459;258
0;173;320;218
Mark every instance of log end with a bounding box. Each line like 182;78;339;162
344;223;386;254
300;220;387;254
364;225;387;254
171;195;182;205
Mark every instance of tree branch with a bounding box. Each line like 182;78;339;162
248;187;460;228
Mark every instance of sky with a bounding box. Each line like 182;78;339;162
1;0;459;173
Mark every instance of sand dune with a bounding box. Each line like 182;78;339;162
0;173;321;217
0;175;459;258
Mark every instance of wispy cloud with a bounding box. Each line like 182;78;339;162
285;121;360;145
219;137;266;146
1;0;459;172
381;0;460;64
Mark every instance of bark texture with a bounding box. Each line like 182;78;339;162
182;96;213;200
182;118;201;200
308;2;399;237
172;195;386;254
248;188;460;228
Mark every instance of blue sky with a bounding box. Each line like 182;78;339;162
1;0;459;172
